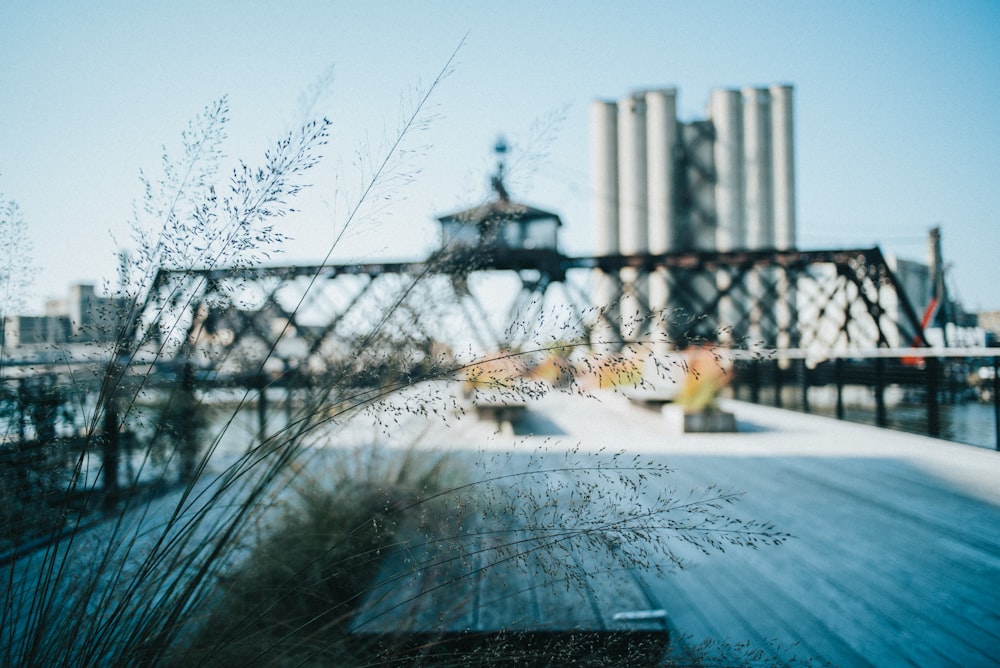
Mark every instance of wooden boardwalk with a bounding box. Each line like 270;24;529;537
356;393;1000;667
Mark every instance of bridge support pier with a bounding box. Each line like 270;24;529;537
926;357;940;438
874;357;887;427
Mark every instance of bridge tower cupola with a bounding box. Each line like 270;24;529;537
436;136;563;256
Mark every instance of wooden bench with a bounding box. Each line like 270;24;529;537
349;488;670;665
473;401;526;424
625;389;679;411
469;390;528;431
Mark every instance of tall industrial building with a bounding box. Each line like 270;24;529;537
1;283;126;347
591;84;796;256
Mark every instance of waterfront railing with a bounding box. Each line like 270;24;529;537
726;347;1000;451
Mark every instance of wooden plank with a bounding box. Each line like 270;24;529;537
671;456;938;662
645;452;1000;665
352;533;481;633
353;512;662;632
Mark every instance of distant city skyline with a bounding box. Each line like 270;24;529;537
2;1;998;312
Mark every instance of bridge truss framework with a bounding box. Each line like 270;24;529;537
130;246;928;385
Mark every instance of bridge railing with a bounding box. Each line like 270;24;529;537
724;347;1000;451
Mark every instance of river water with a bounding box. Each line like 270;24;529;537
822;400;1000;451
741;392;1000;451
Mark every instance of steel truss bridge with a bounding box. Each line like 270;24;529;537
0;244;945;507
125;245;928;387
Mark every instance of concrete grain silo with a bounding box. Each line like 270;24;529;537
617;92;649;256
590;100;620;256
645;89;677;255
742;86;774;250
770;84;796;251
710;88;745;252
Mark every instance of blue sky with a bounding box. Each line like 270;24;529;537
2;1;999;312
